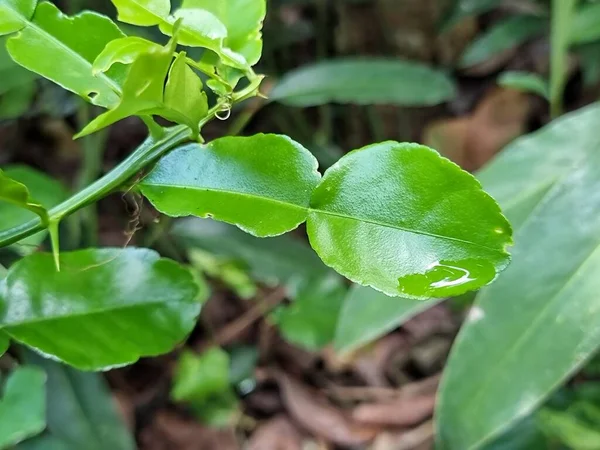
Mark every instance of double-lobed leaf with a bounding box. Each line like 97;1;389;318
0;247;206;370
0;367;46;448
142;134;512;299
269;58;456;107
437;103;600;449
4;2;126;108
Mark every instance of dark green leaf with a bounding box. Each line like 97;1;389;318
0;0;37;35
140;135;321;237
6;2;126;108
334;285;440;353
0;331;8;357
497;71;549;99
172;218;338;295
460;15;546;68
538;408;600;449
228;346;258;387
269;59;456;107
0;165;67;254
0;248;206;370
437;125;600;448
570;2;600;45
307;142;512;299
19;351;135;450
273;277;346;351
0;367;46;448
482;416;548;450
441;0;501;31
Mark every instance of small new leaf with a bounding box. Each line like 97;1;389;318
93;36;162;74
0;168;49;226
111;0;169;26
163;51;208;137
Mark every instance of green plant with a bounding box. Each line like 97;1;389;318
0;0;511;384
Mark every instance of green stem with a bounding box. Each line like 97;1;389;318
550;0;576;118
0;125;191;248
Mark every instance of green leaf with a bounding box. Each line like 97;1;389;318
482;416;548;450
497;71;549;99
0;0;37;35
0;166;67;254
111;0;170;26
436;113;600;448
6;2;126;108
270;59;456;107
0;81;35;119
92;36;162;74
0;248;206;371
570;2;600;45
0;167;49;225
179;0;266;65
76;35;176;138
17;351;135;450
163;51;208;136
538;408;600;450
440;0;501;31
306;142;512;299
0;367;46;448
140;134;321;237
0;331;8;357
172;218;338;295
273;277;346;351
171;348;238;426
550;0;577;117
334;285;440;353
460;15;546;68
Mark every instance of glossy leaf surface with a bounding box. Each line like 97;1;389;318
92;36;161;73
6;2;126;108
0;367;46;448
180;0;266;65
460;15;546;68
18;351;135;450
307;142;512;299
0;248;205;370
0;165;67;253
334;285;440;353
140;135;321;237
0;0;37;35
269;59;456;107
437;105;600;449
273;277;346;351
172;218;338;295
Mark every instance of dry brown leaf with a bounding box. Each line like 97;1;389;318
276;371;378;446
371;421;434;450
424;87;530;171
353;395;436;427
247;415;304;450
139;411;239;450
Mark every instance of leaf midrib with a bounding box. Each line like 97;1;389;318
144;183;505;254
1;296;191;328
18;12;122;95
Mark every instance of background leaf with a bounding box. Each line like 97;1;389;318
334;285;440;353
6;2;126;108
18;351;135;450
437;106;600;449
0;0;37;35
307;142;512;299
0;167;49;224
459;15;546;68
497;71;549;99
0;367;46;448
0;248;206;370
171;218;338;295
570;2;600;45
140;135;321;237
269;59;456;107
